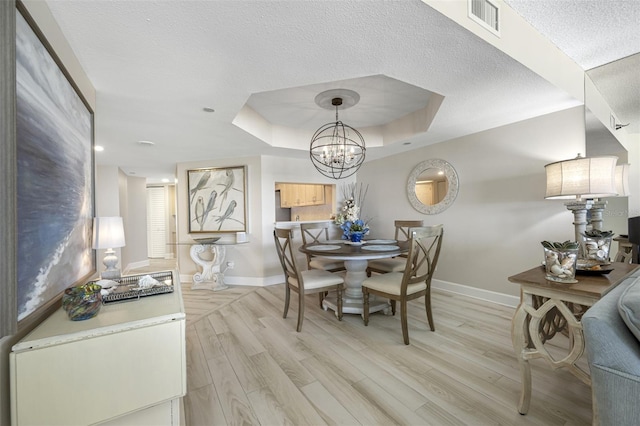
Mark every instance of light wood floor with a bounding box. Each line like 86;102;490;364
133;260;592;425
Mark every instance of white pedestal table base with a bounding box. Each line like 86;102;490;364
190;244;228;291
321;258;391;317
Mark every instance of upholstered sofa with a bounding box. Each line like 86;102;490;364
583;268;640;426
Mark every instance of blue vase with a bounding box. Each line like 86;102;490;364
350;232;363;243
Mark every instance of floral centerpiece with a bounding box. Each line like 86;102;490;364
334;183;370;242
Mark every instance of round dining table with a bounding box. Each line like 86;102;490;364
299;239;409;316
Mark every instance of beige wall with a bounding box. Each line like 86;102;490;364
176;157;265;284
176;107;622;301
358;106;586;298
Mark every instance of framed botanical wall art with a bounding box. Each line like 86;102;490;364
15;3;95;325
188;166;247;233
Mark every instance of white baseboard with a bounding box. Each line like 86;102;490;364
432;279;519;308
225;274;284;286
179;273;519;308
124;259;150;274
181;273;284;287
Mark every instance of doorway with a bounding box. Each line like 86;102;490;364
146;185;176;259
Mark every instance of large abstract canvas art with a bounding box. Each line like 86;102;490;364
16;6;95;323
187;166;247;233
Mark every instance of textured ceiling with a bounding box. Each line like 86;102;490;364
505;0;640;133
43;0;640;182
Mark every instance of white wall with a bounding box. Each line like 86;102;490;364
121;172;148;270
629;133;640;219
94;166;148;273
358;106;586;298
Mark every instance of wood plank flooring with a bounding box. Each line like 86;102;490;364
131;260;592;425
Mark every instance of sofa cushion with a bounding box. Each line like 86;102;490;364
618;279;640;342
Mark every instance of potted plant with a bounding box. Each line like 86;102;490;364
342;219;369;242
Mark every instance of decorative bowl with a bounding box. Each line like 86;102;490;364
62;283;102;321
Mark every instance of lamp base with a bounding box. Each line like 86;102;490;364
101;249;122;280
100;268;122;280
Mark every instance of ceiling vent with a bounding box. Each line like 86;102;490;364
468;0;500;37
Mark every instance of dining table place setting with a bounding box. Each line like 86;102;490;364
362;244;401;251
306;244;342;251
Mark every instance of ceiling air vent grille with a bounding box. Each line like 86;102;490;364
469;0;500;36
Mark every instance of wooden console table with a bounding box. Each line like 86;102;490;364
10;270;186;426
509;262;638;415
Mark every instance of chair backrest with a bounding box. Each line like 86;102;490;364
274;228;303;286
401;225;444;292
299;222;335;267
300;222;332;245
394;220;425;241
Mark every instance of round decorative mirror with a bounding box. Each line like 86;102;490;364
407;159;459;214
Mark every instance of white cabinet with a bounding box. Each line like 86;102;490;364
10;271;186;426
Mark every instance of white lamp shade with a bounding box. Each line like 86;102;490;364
545;155;618;199
616;163;630;197
92;217;126;249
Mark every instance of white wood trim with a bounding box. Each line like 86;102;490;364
432;278;519;308
179;272;520;307
181;273;285;287
124;259;150;273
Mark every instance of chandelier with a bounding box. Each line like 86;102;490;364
310;89;365;179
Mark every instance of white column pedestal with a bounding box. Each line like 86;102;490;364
190;244;228;291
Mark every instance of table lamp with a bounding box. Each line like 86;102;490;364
544;154;618;245
615;163;630;197
92;216;126;279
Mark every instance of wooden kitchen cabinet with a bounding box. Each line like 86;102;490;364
305;184;325;205
278;183;325;207
10;270;186;426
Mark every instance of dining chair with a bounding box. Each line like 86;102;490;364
362;225;444;345
300;222;346;273
367;220;424;275
273;228;344;332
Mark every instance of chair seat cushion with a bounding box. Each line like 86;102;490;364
618;279;640;341
288;269;344;290
362;272;426;296
309;258;345;271
367;257;407;272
